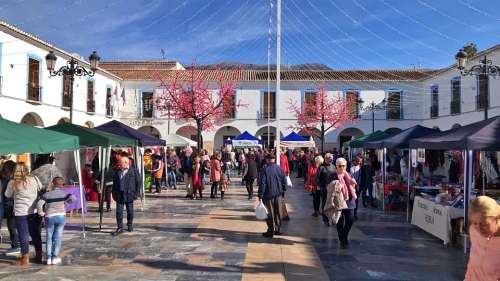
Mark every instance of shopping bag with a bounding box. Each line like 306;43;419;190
255;202;269;220
281;200;290;220
286;175;292;188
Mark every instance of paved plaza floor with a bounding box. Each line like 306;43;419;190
0;173;469;280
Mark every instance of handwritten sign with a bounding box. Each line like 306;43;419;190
411;196;451;244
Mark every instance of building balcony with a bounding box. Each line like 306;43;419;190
87;100;95;114
27;84;42;103
259;110;276;119
430;105;438;118
476;95;488;111
450;100;461;115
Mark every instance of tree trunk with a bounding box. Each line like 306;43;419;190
196;120;202;153
321;123;325;152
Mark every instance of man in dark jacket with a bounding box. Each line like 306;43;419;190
258;153;287;238
182;148;193;198
315;153;336;227
111;156;142;236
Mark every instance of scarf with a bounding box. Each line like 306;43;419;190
338;172;357;201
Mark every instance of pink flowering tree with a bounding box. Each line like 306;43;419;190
286;84;359;152
153;60;246;152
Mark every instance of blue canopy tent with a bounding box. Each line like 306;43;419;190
225;131;264;148
280;132;315;148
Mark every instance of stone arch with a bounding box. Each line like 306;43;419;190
20;112;44;127
57;117;69;124
336;127;365;151
214;126;241;152
138;125;162;138
84;121;95;128
385;127;402;135
255;126;284;150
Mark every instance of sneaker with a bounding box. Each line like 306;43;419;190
5;247;20;256
46;259;52;265
154;192;158;195
51;258;61;265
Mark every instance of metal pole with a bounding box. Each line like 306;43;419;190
371;105;375;133
276;0;281;164
69;74;75;124
483;55;488;120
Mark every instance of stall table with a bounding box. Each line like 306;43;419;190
63;186;87;215
411;196;462;245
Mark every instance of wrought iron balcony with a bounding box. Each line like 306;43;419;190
87;100;95;113
106;105;114;117
27;84;42;102
62;92;71;108
430;105;438;118
450;100;461;115
476;95;488;110
259;111;276;119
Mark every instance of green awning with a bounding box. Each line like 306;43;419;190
0;117;79;155
45;123;137;147
343;130;389;148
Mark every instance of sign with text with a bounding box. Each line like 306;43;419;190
411;196;451;244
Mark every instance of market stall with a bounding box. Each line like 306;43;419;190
409;115;500;252
280;131;315;148
364;125;440;219
95;120;166;209
45;122;137;230
0;117;87;236
225;131;264;148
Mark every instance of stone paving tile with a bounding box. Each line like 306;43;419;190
0;172;470;280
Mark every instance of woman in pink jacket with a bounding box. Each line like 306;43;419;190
465;196;500;281
209;152;222;199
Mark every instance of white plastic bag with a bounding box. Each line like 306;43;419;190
255;202;269;220
286;175;293;188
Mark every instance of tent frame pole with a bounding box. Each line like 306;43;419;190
74;150;85;238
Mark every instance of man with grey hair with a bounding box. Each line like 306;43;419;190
315;153;336;227
182;147;193;198
111;156;142;236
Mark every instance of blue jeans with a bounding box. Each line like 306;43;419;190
45;215;66;260
116;201;134;229
15;214;42;255
168;170;177;187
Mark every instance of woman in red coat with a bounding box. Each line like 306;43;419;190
82;164;98;202
308;155;323;217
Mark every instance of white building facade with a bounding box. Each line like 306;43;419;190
1;20;499;154
0;21;122;128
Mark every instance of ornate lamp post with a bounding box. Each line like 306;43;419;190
456;50;500;120
45;51;101;123
358;98;387;133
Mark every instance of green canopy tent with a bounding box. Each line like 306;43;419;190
0;117;79;155
0;117;89;236
45;122;137;230
343;130;389;148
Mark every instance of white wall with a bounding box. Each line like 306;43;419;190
0;29;122;127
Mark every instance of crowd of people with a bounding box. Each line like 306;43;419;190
1;146;499;279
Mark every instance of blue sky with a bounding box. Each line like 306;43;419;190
1;0;499;70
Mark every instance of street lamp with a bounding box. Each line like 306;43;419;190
358;98;387;133
45;50;101;123
456;50;500;120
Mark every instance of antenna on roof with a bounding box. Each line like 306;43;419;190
161;49;165;60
